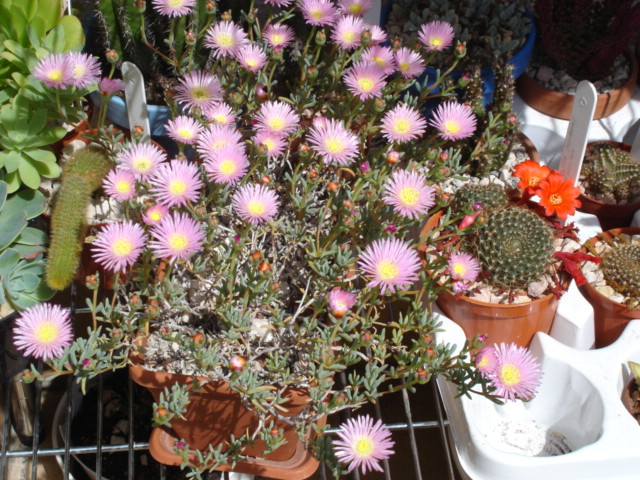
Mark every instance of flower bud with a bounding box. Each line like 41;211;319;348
312;116;328;130
343;199;352;208
259;261;272;273
454;42;467;59
359;161;370;173
457;73;470;88
256;143;269;156
307;65;318;79
106;49;119;64
21;370;36;384
221;11;232;21
255;83;268;100
315;30;326;45
155;407;168;421
385;224;397;233
250;251;262;262
391;38;401;49
426;149;438;161
205;1;216;14
298;143;310;158
185;30;197;46
229;355;247;372
82;358;92;368
374;98;386;112
130;294;141;306
260;175;272;185
386;150;400;165
134;0;145;13
360;29;372;46
86;275;99;290
417;368;429;383
192;332;204;344
327;181;339;192
229;91;244;105
270;427;281;438
499;100;512;113
507;114;517;125
458;212;480;230
309;169;318;179
247;11;257;23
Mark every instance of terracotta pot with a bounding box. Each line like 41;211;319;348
129;337;323;477
578;142;640;231
516;51;638;120
578;228;640;348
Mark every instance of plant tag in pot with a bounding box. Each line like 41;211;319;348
122;61;151;143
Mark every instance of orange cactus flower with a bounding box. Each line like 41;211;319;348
513;160;551;194
535;172;581;220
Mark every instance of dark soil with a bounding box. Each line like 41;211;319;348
626;379;640;424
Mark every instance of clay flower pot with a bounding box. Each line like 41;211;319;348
578;228;640;348
516;51;639;120
128;337;323;478
577;142;640;231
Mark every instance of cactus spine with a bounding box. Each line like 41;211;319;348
582;143;640;202
601;243;640;298
450;184;509;215
46;146;112;290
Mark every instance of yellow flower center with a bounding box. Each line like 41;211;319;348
499;363;522;386
325;137;345;154
357;77;374;92
399;61;410;71
72;65;86;79
271;34;283;44
443;120;460;135
246;58;258;67
217;32;234;48
268;117;285;131
169;233;188;251
190;86;209;101
113;238;133;257
477;355;488;368
373;56;385;66
549;193;562;205
528;177;539;187
213;114;228;123
353;436;375;457
133;156;152;172
169;0;184;6
149;210;162;222
393;118;411;135
47;69;63;82
311;8;323;19
452;263;467;277
211;139;229;151
219;159;237;175
169;179;187;196
115;180;131;194
263;138;276;151
348;5;363;14
34;321;59;345
177;127;193;140
377;260;399;280
399;186;420;206
247;200;266;216
430;37;443;47
343;31;355;43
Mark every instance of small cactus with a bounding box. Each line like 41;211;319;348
450;184;509;215
582;143;640;202
473;207;555;288
601;243;640;298
46;146;112;291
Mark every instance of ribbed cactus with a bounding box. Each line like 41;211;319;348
474;207;554;287
601;244;640;298
450;184;509;215
46;146;112;291
582;143;640;202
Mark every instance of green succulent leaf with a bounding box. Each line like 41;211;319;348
6;188;46;219
0;210;27;250
0;248;20;275
16;227;46;246
18;158;41;189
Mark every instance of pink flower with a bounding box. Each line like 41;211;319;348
299;0;338;26
202;102;236;124
14;303;73;361
152;0;196;16
99;77;125;95
327;288;356;318
361;46;397;75
149;212;205;263
91;221;147;272
343;61;387;100
489;343;543;402
33;53;73;89
307;119;360;166
232;184;280;226
381;104;427;143
116;142;168;180
475;346;498;379
382;170;435;220
333;415;395;474
142;204;169;226
418;21;455;52
174;71;222;111
368;25;388;45
358;238;421;294
166;115;203;145
237;44;268;72
429;101;477;141
204;21;249;59
204;144;249;185
448;252;480;283
254;101;300;136
253;130;287;158
150;160;203;207
263;23;295;49
338;0;373;17
196;124;244;160
332;15;364;50
67;52;101;88
103;169;136;202
395;47;426;79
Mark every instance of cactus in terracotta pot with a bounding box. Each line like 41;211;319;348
581;143;640;203
600;243;640;300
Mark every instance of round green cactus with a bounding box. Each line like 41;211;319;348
450;184;509;215
601;244;640;297
474;207;555;288
582;143;640;202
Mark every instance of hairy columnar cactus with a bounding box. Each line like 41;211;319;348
582;143;640;202
450;184;509;215
601;244;640;298
474;207;554;288
46;146;112;290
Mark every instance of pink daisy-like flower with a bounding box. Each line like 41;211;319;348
299;0;338;26
381;104;428;143
358;238;421;294
33;53;72;89
343;61;387;100
91;221;147;272
338;0;373;17
237;44;268;72
418;21;455;52
395;47;426;79
254;101;300;136
312;116;328;130
331;15;365;50
382;170;435;220
232;184;280;226
202;102;236;125
368;25;388;45
150;160;203;207
204;21;249;59
327;288;357;318
196;124;244;160
142;204;169;226
333;415;395;475
99;77;125;95
448;252;480;283
103;169;136;202
66;52;101;89
307;119;360;166
361;46;396;75
429;101;477;141
116;142;168;181
149;212;205;263
263;23;295;49
166;115;203;145
204;144;249;185
174;70;222;111
254;130;287;158
151;0;196;17
475;345;499;379
490;343;543;402
14;303;73;361
264;0;294;5
452;280;469;293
